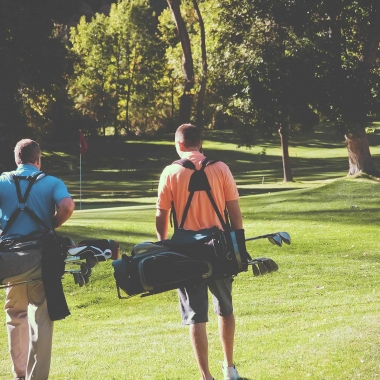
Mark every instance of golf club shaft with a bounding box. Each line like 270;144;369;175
245;233;276;242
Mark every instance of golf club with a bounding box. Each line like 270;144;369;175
277;232;291;245
248;257;279;276
246;231;291;246
268;235;282;247
1;239;120;289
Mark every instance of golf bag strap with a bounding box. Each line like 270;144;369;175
1;172;49;236
172;158;230;231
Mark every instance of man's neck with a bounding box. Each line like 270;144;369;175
179;149;201;158
18;162;40;170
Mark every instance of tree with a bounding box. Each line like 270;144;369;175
320;0;380;175
192;0;207;130
69;13;114;136
205;0;380;179
69;0;167;136
166;0;195;124
0;1;72;141
205;0;320;181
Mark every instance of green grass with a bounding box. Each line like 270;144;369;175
40;124;380;207
0;125;380;379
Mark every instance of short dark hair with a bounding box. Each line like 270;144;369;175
175;124;201;148
14;139;41;165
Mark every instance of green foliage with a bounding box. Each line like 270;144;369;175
204;0;323;143
68;0;168;136
0;0;70;143
204;0;380;143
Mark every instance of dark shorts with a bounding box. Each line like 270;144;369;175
178;277;234;325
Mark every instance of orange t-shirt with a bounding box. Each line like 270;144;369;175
156;151;239;231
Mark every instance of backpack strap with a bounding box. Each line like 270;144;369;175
171;158;230;231
1;171;49;236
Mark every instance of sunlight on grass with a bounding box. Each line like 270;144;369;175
1;128;380;379
1;178;378;379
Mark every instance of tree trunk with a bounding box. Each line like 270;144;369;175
192;0;207;131
345;0;380;175
345;127;377;175
278;123;293;182
167;0;194;124
326;0;379;175
125;47;138;134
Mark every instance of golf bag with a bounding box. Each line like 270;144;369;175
113;227;251;297
113;158;253;297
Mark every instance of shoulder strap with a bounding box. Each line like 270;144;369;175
173;158;196;170
1;172;49;236
171;158;230;231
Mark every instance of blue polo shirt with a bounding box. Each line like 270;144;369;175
0;164;72;235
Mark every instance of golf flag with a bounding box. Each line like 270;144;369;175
79;131;88;155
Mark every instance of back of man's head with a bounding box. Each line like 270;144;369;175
175;124;201;148
14;139;41;165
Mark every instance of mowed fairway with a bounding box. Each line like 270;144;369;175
0;126;380;379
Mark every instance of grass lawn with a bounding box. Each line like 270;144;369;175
0;125;379;379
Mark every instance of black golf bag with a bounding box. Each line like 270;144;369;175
112;226;251;297
113;158;254;297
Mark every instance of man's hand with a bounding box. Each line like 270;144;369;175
53;197;75;229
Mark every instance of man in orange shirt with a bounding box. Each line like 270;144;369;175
156;124;243;380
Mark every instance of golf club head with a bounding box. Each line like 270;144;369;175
260;258;279;273
80;262;92;277
257;261;269;275
251;263;260;276
278;232;291;245
268;234;282;247
73;272;85;287
86;257;99;268
249;257;279;276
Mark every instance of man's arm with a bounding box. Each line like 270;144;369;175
156;208;169;240
226;199;243;230
53;197;75;229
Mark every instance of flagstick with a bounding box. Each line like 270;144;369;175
80;153;82;210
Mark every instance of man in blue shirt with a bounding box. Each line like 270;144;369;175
0;139;75;380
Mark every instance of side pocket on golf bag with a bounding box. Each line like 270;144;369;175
112;243;213;297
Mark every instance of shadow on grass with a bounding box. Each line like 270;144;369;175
238;187;304;196
62;151;352;192
254;207;380;226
